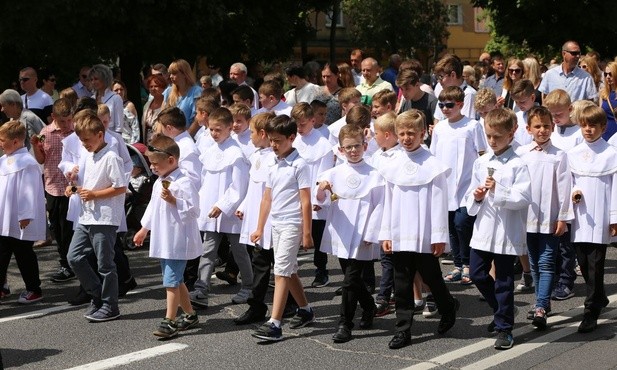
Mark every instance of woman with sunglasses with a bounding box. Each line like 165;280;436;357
497;58;525;112
600;61;617;140
579;56;603;93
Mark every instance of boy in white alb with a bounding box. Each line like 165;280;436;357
255;81;292;116
191;107;252;308
291;103;335;287
568;105;617;333
310;100;330;138
466;108;532;350
66;110;128;322
379;109;459;350
316;124;384;343
0;120;46;304
251;115;315;341
157;107;202;190
134;135;202;339
431;86;486;286
328;88;362;145
511;79;538;146
516;106;572;330
194;97;220;154
230;103;256;158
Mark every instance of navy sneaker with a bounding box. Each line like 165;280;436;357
551;285;575;301
177;313;199;331
289;307;315;329
494;331;514;350
252;321;283;341
311;271;329;288
86;304;120;322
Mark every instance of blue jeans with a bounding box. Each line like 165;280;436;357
68;224;118;307
555;227;576;289
527;233;558;310
376;248;394;301
448;207;475;268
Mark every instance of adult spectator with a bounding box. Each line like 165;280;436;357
578;55;603;93
337;63;356;88
0;89;45;150
89;64;124;133
356;58;393;105
283;66;321;106
381;54;402;94
72;66;91;98
39;68;59;101
19;67;53;123
483;54;505;97
229;62;259;110
142;74;166;143
600;61;617;140
538;40;597;102
522;57;543;104
319;63;343;124
498;58;525;111
350;49;364;85
163;59;202;127
112;80;140;144
151;63;171;87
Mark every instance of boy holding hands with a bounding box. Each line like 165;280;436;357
379;109;459;350
134;135;202;338
568;105;617;333
467;108;532;349
67;110;127;322
250;115;315;341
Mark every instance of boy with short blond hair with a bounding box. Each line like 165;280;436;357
229;102;256;158
31;98;76;283
432;86;486;286
466;107;532;349
371;89;397;119
474;88;498;120
0;120;46;304
568;105;617;333
256;80;291;116
191;107;253;307
134;135;202;338
67;110;128;322
379;109;459;349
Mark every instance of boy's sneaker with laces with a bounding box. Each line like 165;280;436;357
311;271;329;288
153;318;178;338
50;267;76;283
494;331;514;350
423;296;438;317
177;313;199;331
375;298;392;317
17;290;43;304
86;303;120;322
551;285;574;300
515;272;534;293
189;290;208;308
252;321;283;341
289;307;315;329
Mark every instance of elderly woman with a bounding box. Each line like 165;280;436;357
164;59;202;127
89;64;124;134
0;89;45;150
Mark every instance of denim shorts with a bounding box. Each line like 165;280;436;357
160;259;187;288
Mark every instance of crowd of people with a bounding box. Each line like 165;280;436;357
0;39;616;351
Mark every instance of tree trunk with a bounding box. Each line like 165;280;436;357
329;0;340;64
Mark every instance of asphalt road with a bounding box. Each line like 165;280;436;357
1;243;617;370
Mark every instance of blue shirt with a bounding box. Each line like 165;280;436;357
483;73;505;97
163;84;202;126
538;65;597;102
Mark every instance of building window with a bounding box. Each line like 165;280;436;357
446;4;463;25
326;9;344;28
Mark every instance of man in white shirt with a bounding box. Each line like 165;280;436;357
19;67;53;123
350;49;364;86
229;62;259;110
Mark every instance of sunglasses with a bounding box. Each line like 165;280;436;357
579;65;588;70
563;50;581;56
508;68;522;74
147;144;173;157
438;102;456;109
19;77;30;82
604;72;612;78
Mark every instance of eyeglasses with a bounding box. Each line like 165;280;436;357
147;144;173;157
438;102;456;109
508;68;522;74
579;64;588;70
563;50;581;56
341;143;364;152
18;77;30;82
604;72;613;77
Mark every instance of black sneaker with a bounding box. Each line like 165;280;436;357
532;308;547;330
289;307;315;329
51;267;76;283
388;330;411;349
68;287;91;306
359;305;375;329
334;286;343;296
153;318;178;338
177;313;199;331
577;313;598;333
311;271;329;288
375;299;392;317
494;331;514;350
252;321;283;341
437;298;459;334
215;271;238;286
119;277;138;297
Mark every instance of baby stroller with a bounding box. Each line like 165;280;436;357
124;143;156;249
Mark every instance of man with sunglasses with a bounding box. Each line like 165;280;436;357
72;66;92;99
19;67;53;124
538;41;597;103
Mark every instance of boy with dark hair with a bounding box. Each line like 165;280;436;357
256;80;291;116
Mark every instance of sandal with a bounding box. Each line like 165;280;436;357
444;268;462;282
460;267;473;285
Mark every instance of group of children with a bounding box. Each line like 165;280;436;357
1;73;614;352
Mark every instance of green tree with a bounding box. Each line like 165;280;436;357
473;0;617;58
341;0;449;58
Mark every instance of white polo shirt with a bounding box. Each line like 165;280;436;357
266;149;311;226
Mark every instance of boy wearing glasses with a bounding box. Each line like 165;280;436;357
432;86;486;286
315;124;384;343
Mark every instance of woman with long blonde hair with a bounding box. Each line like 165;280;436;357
498;58;525;111
522;57;543;104
600;61;617;140
579;56;603;93
164;59;202;128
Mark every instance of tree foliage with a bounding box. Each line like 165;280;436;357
341;0;449;58
473;0;617;59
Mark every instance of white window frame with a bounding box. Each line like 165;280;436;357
326;9;344;28
446;4;463;25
